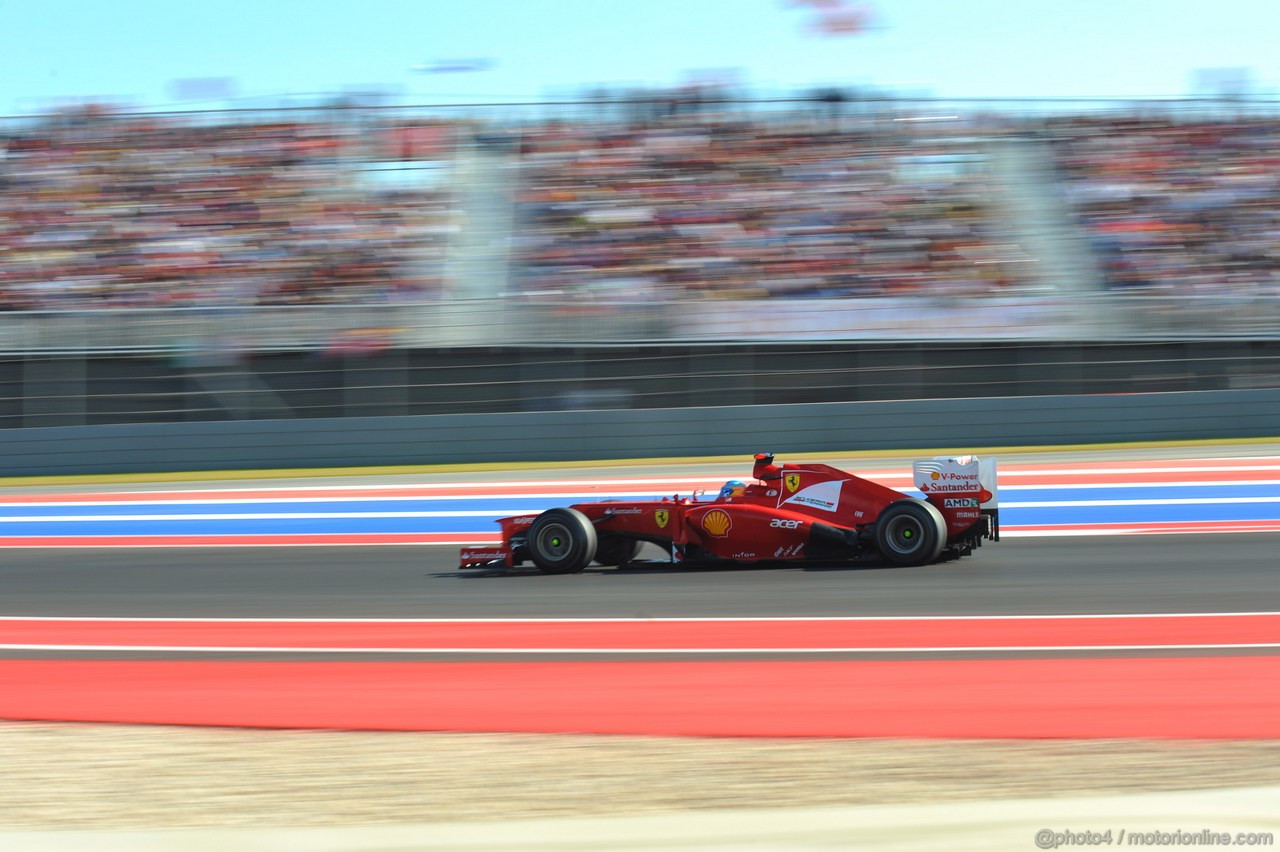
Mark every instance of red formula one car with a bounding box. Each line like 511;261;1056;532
460;453;999;573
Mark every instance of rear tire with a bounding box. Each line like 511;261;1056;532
594;537;640;566
874;499;947;566
527;508;597;574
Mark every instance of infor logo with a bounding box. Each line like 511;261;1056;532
701;509;732;537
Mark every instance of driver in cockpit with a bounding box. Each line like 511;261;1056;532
717;479;747;501
715;454;786;502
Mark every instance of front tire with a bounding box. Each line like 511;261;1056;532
874;499;947;566
527;508;597;574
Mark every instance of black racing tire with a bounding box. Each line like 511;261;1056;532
874;499;947;566
527;508;598;574
594;536;640;566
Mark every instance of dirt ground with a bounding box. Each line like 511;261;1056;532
3;724;1280;829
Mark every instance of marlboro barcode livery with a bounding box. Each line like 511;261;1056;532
460;453;999;573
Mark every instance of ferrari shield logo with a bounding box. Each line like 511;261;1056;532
785;473;801;493
654;509;669;529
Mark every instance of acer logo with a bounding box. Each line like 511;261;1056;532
770;519;801;529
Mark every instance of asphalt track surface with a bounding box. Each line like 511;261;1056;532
3;446;1279;737
3;534;1277;622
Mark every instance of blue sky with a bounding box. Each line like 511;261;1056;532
3;0;1278;114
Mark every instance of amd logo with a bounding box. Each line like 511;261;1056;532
943;498;979;508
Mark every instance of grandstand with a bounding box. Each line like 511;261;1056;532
3;96;1280;427
5;98;1280;348
0;108;456;311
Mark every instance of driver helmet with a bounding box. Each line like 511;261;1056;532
718;479;747;500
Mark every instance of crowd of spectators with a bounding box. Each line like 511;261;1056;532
9;100;1280;316
1054;116;1280;294
0;107;455;310
512;114;1031;301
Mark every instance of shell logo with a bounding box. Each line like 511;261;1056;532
930;471;940;480
701;509;732;537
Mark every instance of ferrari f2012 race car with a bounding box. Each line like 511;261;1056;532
459;453;999;573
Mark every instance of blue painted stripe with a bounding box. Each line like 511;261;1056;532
968;484;1279;501
4;500;1280;536
2;483;1277;518
4;481;1279;537
0;495;650;518
0;517;504;536
1006;502;1280;526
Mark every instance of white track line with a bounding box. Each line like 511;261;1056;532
4;481;1279;508
4;643;1280;654
1003;496;1280;507
10;461;1276;497
3;496;1279;522
0;511;543;522
1001;526;1280;537
3;612;1278;623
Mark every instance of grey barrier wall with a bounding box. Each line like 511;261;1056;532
3;388;1278;477
5;339;1280;429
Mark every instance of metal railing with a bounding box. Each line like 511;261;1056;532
3;293;1280;357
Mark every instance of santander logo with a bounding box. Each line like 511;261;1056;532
915;457;997;506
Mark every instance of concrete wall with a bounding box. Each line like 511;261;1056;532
3;388;1279;477
8;339;1279;429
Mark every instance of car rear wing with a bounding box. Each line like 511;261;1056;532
913;455;999;540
